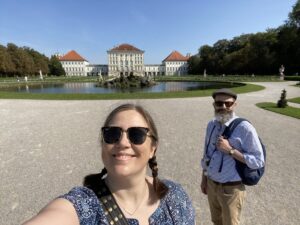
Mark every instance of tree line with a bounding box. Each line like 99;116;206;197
0;43;65;77
188;0;300;76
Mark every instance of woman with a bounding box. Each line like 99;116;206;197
23;103;195;225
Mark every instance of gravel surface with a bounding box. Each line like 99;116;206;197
0;81;299;225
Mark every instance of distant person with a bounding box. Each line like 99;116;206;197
200;88;264;225
23;103;195;225
24;76;28;82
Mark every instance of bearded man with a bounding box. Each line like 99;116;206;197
200;88;264;225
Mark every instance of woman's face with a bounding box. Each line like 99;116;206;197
101;109;157;178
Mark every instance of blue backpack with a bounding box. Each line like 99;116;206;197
223;118;266;186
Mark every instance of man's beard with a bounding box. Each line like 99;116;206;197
215;110;234;124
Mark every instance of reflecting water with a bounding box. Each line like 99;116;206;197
0;81;241;94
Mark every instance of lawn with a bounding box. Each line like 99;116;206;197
256;102;300;119
288;97;300;104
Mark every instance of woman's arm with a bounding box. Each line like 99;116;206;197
22;198;79;225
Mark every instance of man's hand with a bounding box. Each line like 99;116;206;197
201;173;208;195
216;136;231;154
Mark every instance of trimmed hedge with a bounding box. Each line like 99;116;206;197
284;76;300;81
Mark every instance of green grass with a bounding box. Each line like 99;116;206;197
0;82;264;100
0;76;98;84
155;75;281;82
256;102;300;119
288;97;300;104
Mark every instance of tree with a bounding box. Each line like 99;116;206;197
19;49;35;75
6;43;22;75
49;55;65;76
212;39;230;73
288;0;300;27
187;55;201;75
24;47;49;75
246;31;278;74
198;45;215;74
0;45;15;77
276;25;300;74
277;89;288;108
190;3;300;76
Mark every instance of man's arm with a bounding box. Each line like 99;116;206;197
216;136;246;163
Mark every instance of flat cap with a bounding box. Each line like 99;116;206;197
212;88;237;99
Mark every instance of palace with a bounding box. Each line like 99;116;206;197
59;44;190;77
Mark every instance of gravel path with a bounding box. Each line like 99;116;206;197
0;81;299;225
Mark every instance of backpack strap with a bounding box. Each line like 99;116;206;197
218;118;247;172
222;118;248;139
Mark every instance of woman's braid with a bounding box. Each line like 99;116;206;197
149;156;168;198
149;155;158;178
83;167;107;188
99;167;107;179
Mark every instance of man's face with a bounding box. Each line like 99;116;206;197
213;94;236;123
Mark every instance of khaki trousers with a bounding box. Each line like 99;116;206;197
207;178;246;225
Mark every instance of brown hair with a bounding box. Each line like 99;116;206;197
84;103;168;199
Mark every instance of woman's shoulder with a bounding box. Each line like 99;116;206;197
161;179;190;200
161;179;183;191
61;186;98;202
59;186;108;225
159;179;195;223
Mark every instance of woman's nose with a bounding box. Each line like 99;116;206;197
118;131;131;146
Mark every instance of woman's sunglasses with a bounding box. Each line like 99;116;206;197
101;126;152;145
214;101;235;108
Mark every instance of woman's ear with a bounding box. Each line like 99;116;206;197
150;141;157;158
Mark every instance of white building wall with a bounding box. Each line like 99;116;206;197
61;60;89;76
86;65;108;76
107;51;145;77
164;61;188;76
60;51;188;77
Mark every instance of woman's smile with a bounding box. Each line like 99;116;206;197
113;153;136;161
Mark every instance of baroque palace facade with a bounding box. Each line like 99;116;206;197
59;44;190;77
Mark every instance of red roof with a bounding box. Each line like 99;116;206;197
59;50;87;61
163;51;189;62
109;44;143;52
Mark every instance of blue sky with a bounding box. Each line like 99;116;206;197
0;0;296;64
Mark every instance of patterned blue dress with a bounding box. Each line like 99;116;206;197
61;179;195;225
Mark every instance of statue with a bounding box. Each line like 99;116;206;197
279;65;285;80
98;69;103;82
39;70;43;80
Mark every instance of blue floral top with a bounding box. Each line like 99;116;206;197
61;179;195;225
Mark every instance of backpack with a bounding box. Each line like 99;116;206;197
222;118;266;186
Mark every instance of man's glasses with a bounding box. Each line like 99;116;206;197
214;101;235;108
101;126;151;145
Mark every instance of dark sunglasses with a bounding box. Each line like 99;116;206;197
101;126;152;145
214;101;235;108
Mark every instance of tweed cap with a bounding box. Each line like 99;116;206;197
212;88;237;99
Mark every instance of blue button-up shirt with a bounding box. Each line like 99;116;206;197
201;114;265;183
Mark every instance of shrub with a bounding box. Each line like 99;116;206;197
277;89;288;108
